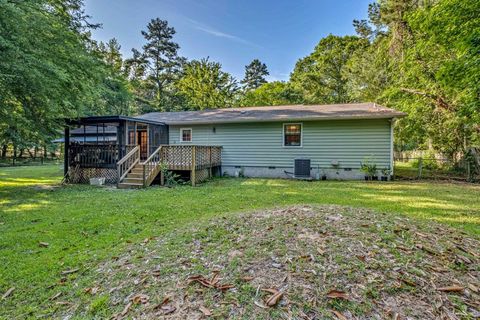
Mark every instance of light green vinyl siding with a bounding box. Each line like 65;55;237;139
169;119;392;169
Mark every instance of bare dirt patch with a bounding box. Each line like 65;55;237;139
67;205;479;319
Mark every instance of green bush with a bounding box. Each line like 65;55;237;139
412;152;440;170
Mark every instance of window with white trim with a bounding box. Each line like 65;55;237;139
180;128;192;142
283;123;302;147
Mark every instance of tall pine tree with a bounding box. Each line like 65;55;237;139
139;18;185;112
241;59;269;91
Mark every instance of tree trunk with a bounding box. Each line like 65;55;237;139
13;145;17;166
1;145;7;159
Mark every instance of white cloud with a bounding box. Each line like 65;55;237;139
185;17;260;48
266;72;290;82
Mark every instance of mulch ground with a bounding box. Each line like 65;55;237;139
65;205;479;319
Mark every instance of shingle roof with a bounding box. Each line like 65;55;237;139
136;103;406;125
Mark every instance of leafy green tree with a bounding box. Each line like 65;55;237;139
95;39;133;115
240;82;302;107
176;58;238;110
346;0;479;158
290;35;369;104
393;0;479;156
344;37;392;102
241;59;269;91
0;0;106;152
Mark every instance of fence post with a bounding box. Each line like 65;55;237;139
467;160;471;182
418;157;423;180
208;146;212;178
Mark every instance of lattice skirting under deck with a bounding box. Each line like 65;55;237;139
193;166;221;185
194;168;209;185
67;167;118;184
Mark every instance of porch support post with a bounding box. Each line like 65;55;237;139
191;145;196;186
117;121;125;159
134;122;137;145
64;126;70;176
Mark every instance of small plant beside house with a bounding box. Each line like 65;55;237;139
159;162;182;187
361;158;378;180
381;167;391;181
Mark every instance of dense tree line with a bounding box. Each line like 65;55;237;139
0;0;478;159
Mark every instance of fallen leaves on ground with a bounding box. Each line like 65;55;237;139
154;296;176;315
187;272;234;292
199;305;212;316
61;268;79;275
1;287;14;300
262;288;283;307
437;285;464;292
331;310;347;320
116;301;132;319
84;287;99;295
326;289;349;300
131;293;149;304
50;292;62;300
74;205;480;319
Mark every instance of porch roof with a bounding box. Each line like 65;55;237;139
67;115;166;127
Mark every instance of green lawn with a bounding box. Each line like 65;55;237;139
0;165;479;318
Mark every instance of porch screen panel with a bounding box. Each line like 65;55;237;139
149;125;169;151
127;122;136;145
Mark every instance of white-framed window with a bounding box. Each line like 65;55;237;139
180;128;192;142
283;123;302;147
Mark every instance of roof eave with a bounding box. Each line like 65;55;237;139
161;113;406;126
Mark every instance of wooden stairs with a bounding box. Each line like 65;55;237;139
118;163;146;189
117;145;163;189
115;144;222;188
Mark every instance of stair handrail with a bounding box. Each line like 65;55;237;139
117;145;140;183
141;145;164;187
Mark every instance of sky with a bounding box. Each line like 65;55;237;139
84;0;372;82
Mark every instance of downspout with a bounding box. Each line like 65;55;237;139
390;118;395;176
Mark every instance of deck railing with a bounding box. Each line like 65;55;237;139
117;146;140;182
142;146;163;187
69;144;137;168
160;145;222;170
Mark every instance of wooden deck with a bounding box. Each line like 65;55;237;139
67;144;222;187
116;145;222;188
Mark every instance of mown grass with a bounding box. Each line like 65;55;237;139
0;165;479;318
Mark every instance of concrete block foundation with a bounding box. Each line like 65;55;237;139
222;166;366;180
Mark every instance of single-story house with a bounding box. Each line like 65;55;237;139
62;103;405;188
